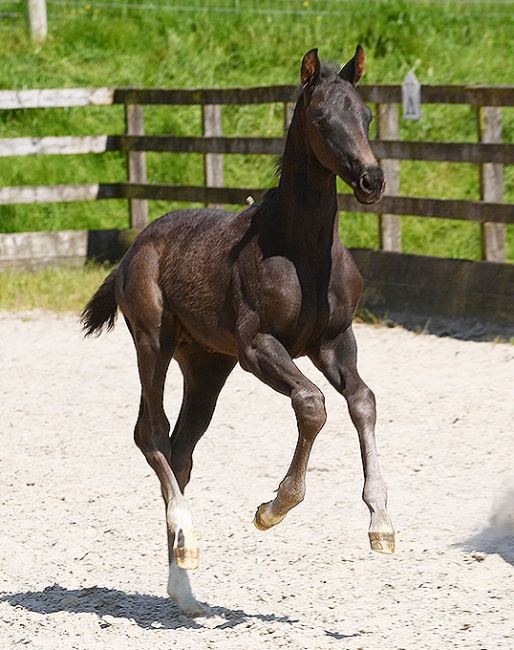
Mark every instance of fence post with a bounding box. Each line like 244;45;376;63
376;102;401;252
203;104;223;208
27;0;47;42
478;105;505;262
125;103;148;230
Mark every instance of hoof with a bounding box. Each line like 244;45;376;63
174;546;200;570
254;505;271;531
369;531;395;554
173;528;200;570
178;599;212;618
169;590;212;618
168;561;207;617
253;501;286;531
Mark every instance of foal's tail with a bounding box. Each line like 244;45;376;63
81;268;119;337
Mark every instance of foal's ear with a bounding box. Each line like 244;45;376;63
339;45;366;86
301;49;321;88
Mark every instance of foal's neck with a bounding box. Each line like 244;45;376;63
271;95;338;256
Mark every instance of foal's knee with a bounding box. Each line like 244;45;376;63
291;385;327;436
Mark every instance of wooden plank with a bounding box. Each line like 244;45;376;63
121;135;285;155
371;140;514;164
0;183;123;204
360;86;402;104
0;88;115;109
478;106;505;262
0;182;260;207
376;102;401;252
0;85;513;112
117;85;514;107
338;193;514;225
125;103;148;229
0;182;512;226
352;248;514;341
114;85;296;106
361;85;514;107
119;183;267;206
421;85;514;107
0;182;257;206
117;183;514;225
0;135;110;156
0;135;512;163
0;230;88;270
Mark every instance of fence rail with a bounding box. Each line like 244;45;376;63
2;134;514;164
0;83;513;264
3;83;514;108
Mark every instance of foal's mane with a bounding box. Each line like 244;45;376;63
271;60;341;181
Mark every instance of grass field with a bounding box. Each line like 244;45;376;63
0;0;513;293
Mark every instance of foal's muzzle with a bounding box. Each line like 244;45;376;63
353;165;386;204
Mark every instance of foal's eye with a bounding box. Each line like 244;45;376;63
318;117;330;132
313;114;330;133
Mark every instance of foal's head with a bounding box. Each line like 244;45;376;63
300;47;385;205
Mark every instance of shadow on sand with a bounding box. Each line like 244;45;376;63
0;583;299;630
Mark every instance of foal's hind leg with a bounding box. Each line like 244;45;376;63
238;333;327;530
165;343;236;615
127;315;200;572
310;326;395;554
130;326;208;617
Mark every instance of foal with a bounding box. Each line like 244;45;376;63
82;47;395;616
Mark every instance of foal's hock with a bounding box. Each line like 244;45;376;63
82;46;394;618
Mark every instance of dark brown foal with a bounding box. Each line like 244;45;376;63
82;46;394;617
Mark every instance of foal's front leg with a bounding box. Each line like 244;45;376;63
310;326;395;554
239;332;327;530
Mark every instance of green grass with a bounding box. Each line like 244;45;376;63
0;263;113;312
0;1;513;263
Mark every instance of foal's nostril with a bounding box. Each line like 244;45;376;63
359;167;386;195
359;172;374;193
354;167;385;204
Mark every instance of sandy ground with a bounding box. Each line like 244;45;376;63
0;310;513;649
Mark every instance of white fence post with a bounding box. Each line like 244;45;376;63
27;0;48;43
203;104;224;208
377;102;401;252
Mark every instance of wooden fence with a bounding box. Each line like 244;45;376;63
0;83;513;338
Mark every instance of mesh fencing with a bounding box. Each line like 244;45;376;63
1;0;514;25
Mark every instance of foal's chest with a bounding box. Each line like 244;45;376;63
258;256;332;353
